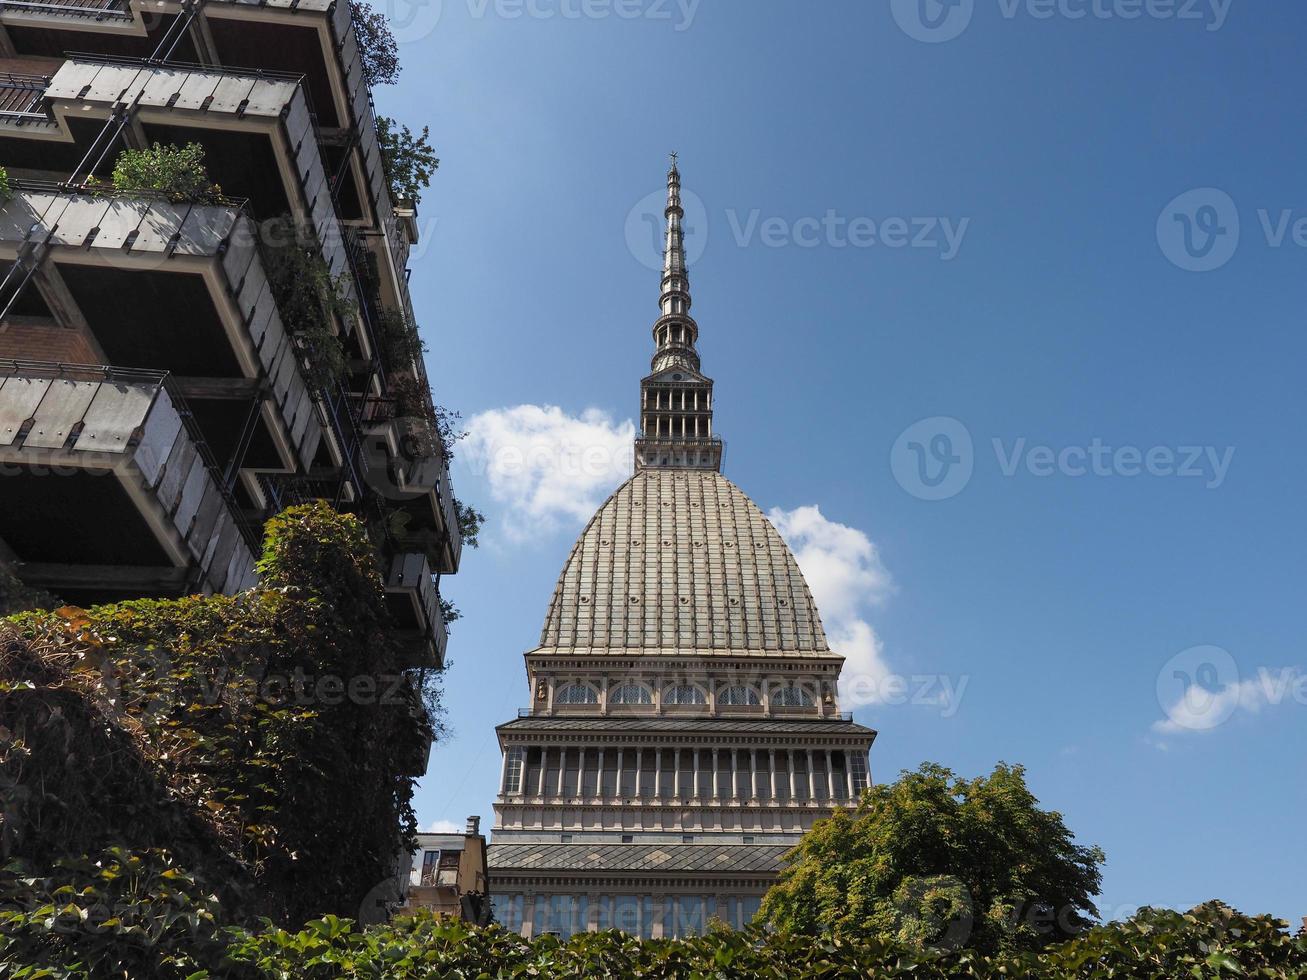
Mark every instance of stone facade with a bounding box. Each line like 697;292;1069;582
486;159;875;939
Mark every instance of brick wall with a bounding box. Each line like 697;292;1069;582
0;323;100;364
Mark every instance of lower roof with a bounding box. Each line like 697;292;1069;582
487;841;790;876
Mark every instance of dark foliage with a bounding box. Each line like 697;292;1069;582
0;503;432;939
3;899;1303;978
351;0;400;87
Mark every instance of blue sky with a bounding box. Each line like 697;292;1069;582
376;0;1306;925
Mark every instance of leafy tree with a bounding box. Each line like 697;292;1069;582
376;115;440;205
351;0;400;86
110;142;220;202
758;762;1105;954
455;498;485;548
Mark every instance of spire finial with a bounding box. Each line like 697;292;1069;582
635;154;723;473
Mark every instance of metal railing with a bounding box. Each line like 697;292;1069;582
0;359;262;552
63;51;307;85
0;0;130;18
0;73;51;123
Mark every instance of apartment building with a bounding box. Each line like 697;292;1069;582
0;0;460;773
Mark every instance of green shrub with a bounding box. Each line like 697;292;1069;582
4;900;1300;979
0;503;433;934
110;142;220;203
0;166;11;204
376;116;439;206
261;217;354;390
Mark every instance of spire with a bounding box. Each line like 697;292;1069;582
660;152;691;324
635;155;722;472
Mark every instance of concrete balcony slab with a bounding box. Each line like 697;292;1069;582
0;187;326;481
0;363;258;600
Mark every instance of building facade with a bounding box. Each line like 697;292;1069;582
0;0;460;714
486;159;876;939
400;816;492;925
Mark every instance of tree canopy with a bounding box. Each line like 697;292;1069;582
758;762;1105;954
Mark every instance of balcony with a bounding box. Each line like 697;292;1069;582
384;551;446;670
0;72;58;136
0;185;332;500
0;361;258;601
361;420;462;576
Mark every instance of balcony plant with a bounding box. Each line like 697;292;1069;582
351;0;400;87
455;499;485;548
0;166;11;204
376;116;439;207
261;217;354;390
107;142;222;203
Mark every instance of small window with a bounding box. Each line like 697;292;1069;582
772;685;814;708
719;685;761;706
682;834;694;843
850;752;869;794
561;833;572;843
621;834;634;844
609;683;653;705
504;747;526;794
743;835;755;844
554;682;599;705
664;684;707;706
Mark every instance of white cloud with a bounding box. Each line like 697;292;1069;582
1152;667;1303;735
458;408;899;708
769;505;895;707
425;820;463;834
461;405;634;541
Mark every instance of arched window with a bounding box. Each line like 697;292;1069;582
554;682;599;705
771;685;814;708
718;685;761;706
609;683;653;705
663;684;707;706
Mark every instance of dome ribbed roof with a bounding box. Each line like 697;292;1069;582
539;470;829;655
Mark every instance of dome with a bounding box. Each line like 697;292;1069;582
539;470;829;655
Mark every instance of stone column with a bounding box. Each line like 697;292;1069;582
692;747;701;801
768;748;777;802
731;747;739;802
750;748;759;801
845;751;855;800
635;747;644;800
536;747;547;799
673;746;681;800
788;750;797;802
826;749;836;801
523;893;537;939
499;750;509;796
806;748;816;803
656;747;664;803
597;747;606;801
557;747;567;800
711;748;719;800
